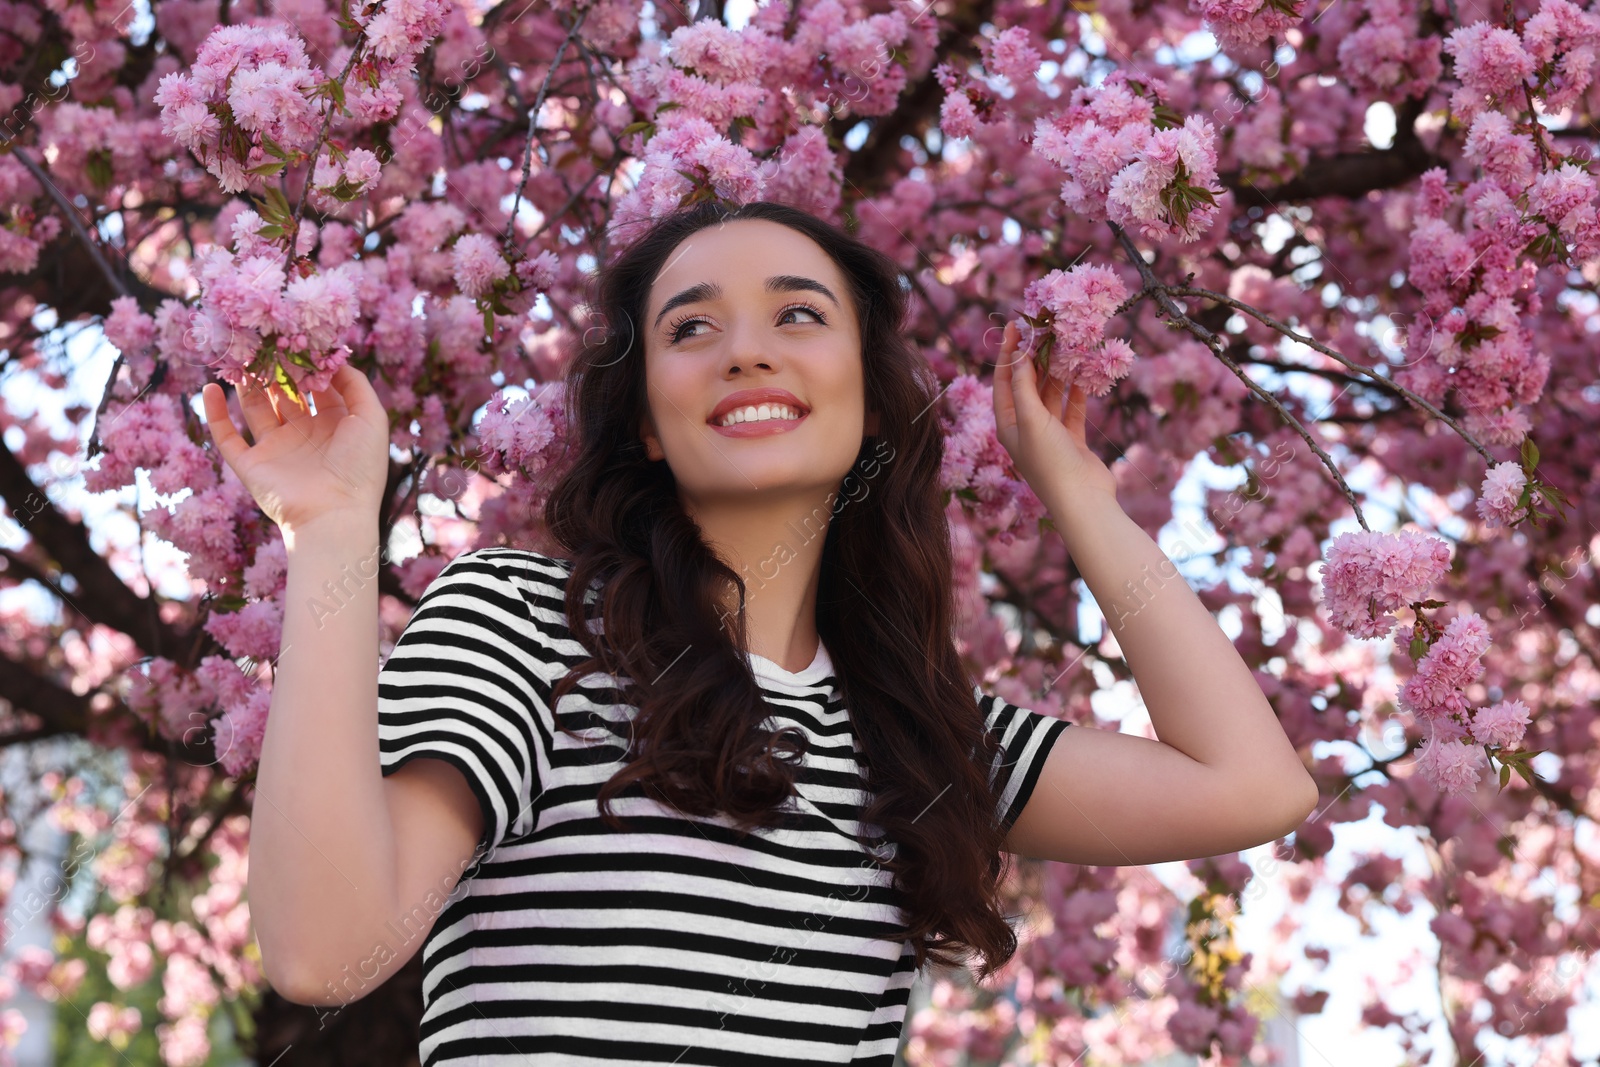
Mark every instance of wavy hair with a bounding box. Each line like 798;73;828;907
543;199;1018;978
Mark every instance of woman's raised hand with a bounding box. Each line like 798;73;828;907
992;320;1119;500
201;365;392;533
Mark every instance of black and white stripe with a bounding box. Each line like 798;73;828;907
377;548;1070;1065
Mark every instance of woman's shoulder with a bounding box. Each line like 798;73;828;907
432;546;578;615
447;545;574;581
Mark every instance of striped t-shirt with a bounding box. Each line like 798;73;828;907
376;547;1070;1065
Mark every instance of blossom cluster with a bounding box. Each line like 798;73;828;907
611;1;921;232
155;0;448;197
939;375;1049;543
1191;0;1301;54
474;383;569;479
1396;615;1533;795
1319;528;1453;639
1335;0;1445;98
1020;263;1138;395
1030;72;1225;242
1475;460;1534;527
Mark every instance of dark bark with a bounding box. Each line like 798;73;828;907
836;0;997;197
0;650;89;735
1221;97;1438;207
0;438;187;659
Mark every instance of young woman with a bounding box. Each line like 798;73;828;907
203;199;1319;1065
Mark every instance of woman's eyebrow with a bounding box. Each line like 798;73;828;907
651;275;841;330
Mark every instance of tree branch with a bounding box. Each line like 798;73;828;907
1221;97;1437;208
0;651;90;735
0;439;187;659
1108;220;1372;531
837;0;996;197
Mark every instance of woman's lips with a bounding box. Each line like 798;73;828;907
708;412;809;437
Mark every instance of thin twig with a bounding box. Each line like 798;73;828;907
11;147;129;298
1163;284;1496;467
1108;221;1372;531
283;43;365;276
505;7;589;247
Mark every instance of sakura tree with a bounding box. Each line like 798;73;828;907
0;0;1595;1063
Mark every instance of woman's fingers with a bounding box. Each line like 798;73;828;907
993;321;1018;432
329;364;383;425
1040;370;1066;421
1065;381;1087;433
1008;325;1044;417
310;379;350;421
237;376;284;443
201;382;251;470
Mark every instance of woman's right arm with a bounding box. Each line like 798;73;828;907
252;510;484;1005
201;368;483;1005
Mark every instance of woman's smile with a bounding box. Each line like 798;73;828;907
707;387;811;437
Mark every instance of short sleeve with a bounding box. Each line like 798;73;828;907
976;686;1072;835
378;549;543;863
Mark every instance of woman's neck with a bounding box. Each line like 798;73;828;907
688;492;831;675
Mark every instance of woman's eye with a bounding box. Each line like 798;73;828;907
667;305;825;343
668;318;710;343
779;305;827;326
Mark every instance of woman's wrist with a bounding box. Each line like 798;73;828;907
282;509;380;554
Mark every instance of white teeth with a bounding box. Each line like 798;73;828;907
717;403;802;427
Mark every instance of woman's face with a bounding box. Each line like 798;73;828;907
639;218;879;507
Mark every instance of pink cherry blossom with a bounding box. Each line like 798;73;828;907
1474;460;1528;527
1319;529;1452;639
1443;22;1537;120
1415;728;1485;795
1472;698;1532;748
451;232;511;298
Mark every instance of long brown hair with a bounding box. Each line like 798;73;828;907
543;199;1018;979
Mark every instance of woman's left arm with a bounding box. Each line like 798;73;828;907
991;323;1320;866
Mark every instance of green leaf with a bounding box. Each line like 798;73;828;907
257;184;292;225
656;101;682;114
255;224;284;239
620;120;655;137
284;348;318;371
272;362;302;406
1151;103;1184;130
1499;762;1511;789
329;176;367;201
1409;632;1429;660
1520;436;1539;471
259;133;289;160
1172;379;1196;412
1538;483;1570;505
247;160;288;177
